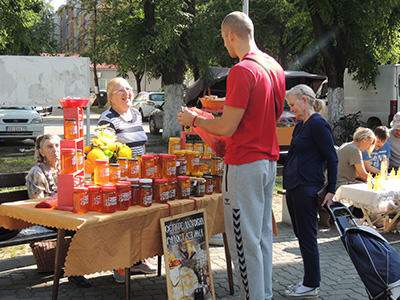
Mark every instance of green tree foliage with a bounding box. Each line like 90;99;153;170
0;0;56;55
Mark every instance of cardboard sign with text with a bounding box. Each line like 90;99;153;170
160;209;215;300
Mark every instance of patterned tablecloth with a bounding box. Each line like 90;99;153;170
0;194;224;276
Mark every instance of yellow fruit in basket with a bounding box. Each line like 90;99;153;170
84;159;94;174
118;145;132;158
86;148;107;163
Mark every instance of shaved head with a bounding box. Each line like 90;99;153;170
221;11;254;40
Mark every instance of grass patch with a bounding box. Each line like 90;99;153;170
0;244;31;259
274;176;283;195
0;158;36;173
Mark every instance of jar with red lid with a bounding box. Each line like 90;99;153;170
168;178;176;200
101;184;117;213
127;158;140;178
64;118;78;140
152;154;160;177
154;178;169;203
177;176;191;199
73;186;89;213
116;181;131;210
117;157;129;178
131;184;140;205
213;174;223;193
204;175;214;195
88;185;102;212
160;154;176;179
141;154;155;178
94;159;109;185
77;149;84;171
140;185;153;207
176;158;187;176
109;163;121;184
61;148;77;174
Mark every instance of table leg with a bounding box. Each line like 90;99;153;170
52;228;65;300
359;206;374;227
125;267;131;300
157;255;162;276
223;233;234;295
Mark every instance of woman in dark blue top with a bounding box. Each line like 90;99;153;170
279;84;338;299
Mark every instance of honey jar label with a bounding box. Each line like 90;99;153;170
120;192;131;203
80;195;89;206
105;196;117;207
93;195;101;205
143;195;152;205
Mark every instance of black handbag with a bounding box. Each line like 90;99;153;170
314;183;328;208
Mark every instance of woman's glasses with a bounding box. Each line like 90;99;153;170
113;87;133;95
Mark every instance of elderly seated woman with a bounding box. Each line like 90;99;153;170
25;134;91;287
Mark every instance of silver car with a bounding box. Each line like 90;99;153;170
0;106;44;140
132;91;164;120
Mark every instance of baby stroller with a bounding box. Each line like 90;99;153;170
327;202;400;300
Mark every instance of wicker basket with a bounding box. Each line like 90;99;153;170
199;97;225;110
29;238;70;273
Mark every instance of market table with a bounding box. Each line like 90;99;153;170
335;181;400;232
0;194;227;300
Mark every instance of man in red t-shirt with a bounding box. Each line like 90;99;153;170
178;11;285;300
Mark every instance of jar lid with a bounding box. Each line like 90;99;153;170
203;175;213;179
65;118;76;121
212;157;222;159
88;185;101;191
154;178;168;184
177;176;190;180
109;163;120;167
191;172;203;176
159;154;176;159
177;158;186;162
77;149;83;152
84;181;95;187
95;159;108;164
213;174;224;177
141;154;154;160
167;178;176;182
101;184;116;192
141;185;152;189
169;137;181;141
61;148;76;153
139;178;153;184
126;178;139;182
131;184;140;188
116;181;131;188
117;157;128;160
73;186;88;193
128;158;139;161
173;150;185;154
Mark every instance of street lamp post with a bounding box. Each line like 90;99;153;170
243;0;249;15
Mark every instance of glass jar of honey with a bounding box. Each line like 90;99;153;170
127;158;140;178
140;185;153;207
185;142;193;151
141;154;155;178
64;118;78;140
177;176;191;199
193;141;204;158
117;157;129;179
78;112;84;138
61;148;77;174
94;159;109;185
154;178;169;203
159;154;176;179
176;158;187;176
73;186;89;213
88;185;102;212
168;137;181;154
116;181;131;210
173;150;186;160
109;163;121;184
211;157;223;175
204;175;214;195
194;178;206;197
213;174;223;193
186;150;200;174
131;184;140;206
168;178;176;200
77;148;84;171
203;143;214;158
101;184;117;213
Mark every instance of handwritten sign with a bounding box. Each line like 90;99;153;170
160;209;215;300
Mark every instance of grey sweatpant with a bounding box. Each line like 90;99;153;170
223;159;276;300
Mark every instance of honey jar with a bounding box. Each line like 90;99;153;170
154;178;169;203
176;158;187;176
127;158;140;178
177;176;191;199
213;174;223;193
116;181;131;210
117;157;129;178
141;154;155;178
73;186;89;213
173;150;186;160
94;159;109;185
185;142;193;151
61;148;77;174
64;118;78;140
131;184;140;206
211;157;224;175
194;141;204;158
159;154;176;179
109;163;121;184
101;184;117;213
186;150;200;174
78;112;84;138
168;137;181;154
194;178;206;197
140;185;153;207
204;175;214;195
77;148;84;171
88;185;102;212
203;143;214;158
168;178;176;200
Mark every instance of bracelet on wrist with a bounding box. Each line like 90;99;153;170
192;115;198;128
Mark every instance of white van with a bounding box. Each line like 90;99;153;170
317;64;400;127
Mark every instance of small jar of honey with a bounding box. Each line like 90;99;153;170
101;184;117;213
94;159;109;185
61;148;77;174
140;185;153;207
177;176;191;199
154;178;169;203
64;118;78;140
116;181;131;210
73;186;89;213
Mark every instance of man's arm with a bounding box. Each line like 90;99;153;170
363;160;380;174
178;105;245;137
354;163;369;182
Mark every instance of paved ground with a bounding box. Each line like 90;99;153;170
1;217;400;300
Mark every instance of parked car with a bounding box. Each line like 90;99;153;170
34;106;53;116
0;106;44;141
148;103;164;134
132;91;164;120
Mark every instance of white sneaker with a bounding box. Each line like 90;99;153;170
283;282;319;299
131;259;157;274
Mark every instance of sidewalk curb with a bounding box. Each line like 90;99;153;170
0;254;35;272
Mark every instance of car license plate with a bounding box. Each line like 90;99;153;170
6;126;27;132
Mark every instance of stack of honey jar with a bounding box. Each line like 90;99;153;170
72;150;224;215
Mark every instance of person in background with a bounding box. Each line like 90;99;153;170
336;127;376;189
97;77;156;283
388;112;400;170
279;85;338;299
26;134;91;287
362;126;390;174
97;77;147;156
178;11;285;300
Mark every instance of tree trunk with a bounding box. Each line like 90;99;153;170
328;86;344;126
162;84;185;139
